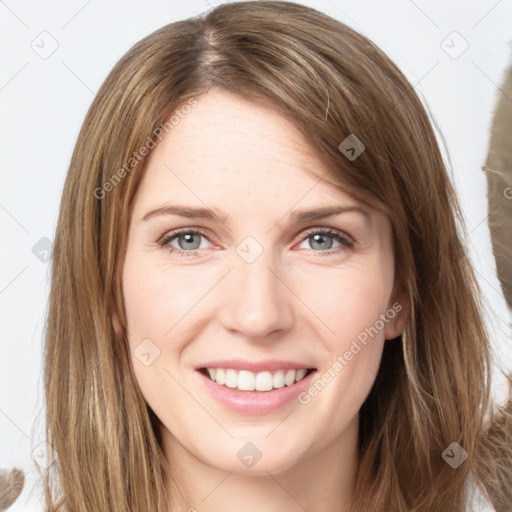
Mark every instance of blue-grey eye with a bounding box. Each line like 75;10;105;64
173;232;203;251
308;233;337;250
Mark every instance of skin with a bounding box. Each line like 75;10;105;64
116;88;409;512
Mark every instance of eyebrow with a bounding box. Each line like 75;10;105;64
142;204;371;226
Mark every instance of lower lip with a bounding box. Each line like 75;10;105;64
194;369;317;414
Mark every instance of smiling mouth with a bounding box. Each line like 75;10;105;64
198;367;316;392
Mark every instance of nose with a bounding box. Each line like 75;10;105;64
217;249;295;341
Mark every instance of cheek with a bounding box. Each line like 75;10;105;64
122;255;205;342
121;256;197;416
121;253;223;404
292;256;392;344
292;259;390;414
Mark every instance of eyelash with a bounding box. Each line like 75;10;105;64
157;227;355;257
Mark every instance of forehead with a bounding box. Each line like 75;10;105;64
161;90;322;180
132;89;364;215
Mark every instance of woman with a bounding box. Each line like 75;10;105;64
40;1;511;511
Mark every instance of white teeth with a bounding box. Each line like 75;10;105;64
273;370;285;389
238;370;255;391
255;371;273;391
295;368;307;381
216;368;225;385
204;367;311;391
225;369;238;388
284;369;296;386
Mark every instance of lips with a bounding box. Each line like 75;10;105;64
194;364;318;414
195;359;316;414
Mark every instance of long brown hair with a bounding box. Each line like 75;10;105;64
41;1;512;510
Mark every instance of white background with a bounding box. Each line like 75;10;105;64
1;0;511;510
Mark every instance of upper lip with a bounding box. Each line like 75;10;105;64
196;358;316;373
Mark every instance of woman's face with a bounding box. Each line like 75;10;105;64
119;88;408;476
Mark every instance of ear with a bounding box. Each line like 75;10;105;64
384;283;411;340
